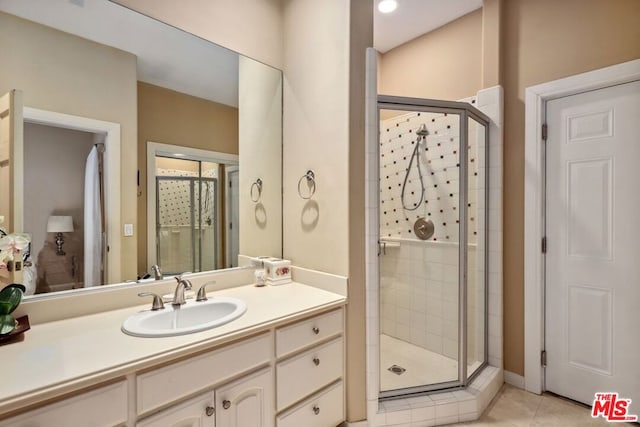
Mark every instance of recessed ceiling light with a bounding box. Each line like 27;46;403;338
378;0;398;14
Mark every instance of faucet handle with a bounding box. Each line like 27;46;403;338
196;281;217;302
138;292;165;311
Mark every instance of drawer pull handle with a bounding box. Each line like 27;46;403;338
222;400;231;410
206;406;215;416
313;357;320;366
313;405;320;415
312;326;320;334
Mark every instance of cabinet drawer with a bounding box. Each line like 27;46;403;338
0;381;127;427
137;332;271;414
275;309;343;357
276;337;343;410
277;381;344;427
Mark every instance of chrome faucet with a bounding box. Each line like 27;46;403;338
150;264;163;280
173;276;193;306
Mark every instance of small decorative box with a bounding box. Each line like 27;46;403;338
262;258;291;285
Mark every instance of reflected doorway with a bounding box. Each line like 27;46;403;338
155;157;218;275
146;142;239;275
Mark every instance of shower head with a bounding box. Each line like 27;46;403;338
416;124;429;137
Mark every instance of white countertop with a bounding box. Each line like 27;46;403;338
0;282;346;415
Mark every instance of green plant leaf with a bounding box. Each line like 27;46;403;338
0;286;23;315
0;314;16;335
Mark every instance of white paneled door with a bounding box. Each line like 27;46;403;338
545;80;640;411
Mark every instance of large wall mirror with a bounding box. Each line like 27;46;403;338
0;0;282;297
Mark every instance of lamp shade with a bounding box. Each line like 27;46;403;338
47;216;74;233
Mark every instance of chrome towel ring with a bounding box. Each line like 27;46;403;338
297;170;316;199
250;178;263;202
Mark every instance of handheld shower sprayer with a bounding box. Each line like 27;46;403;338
401;124;429;211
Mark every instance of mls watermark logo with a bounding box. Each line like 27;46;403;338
591;393;638;422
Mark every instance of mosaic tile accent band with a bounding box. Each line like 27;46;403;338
379;110;478;244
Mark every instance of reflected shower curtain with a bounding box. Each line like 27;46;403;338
84;146;102;287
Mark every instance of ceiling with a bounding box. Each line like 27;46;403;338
0;0;240;107
374;0;483;53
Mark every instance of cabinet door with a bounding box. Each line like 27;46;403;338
137;392;215;427
216;367;273;427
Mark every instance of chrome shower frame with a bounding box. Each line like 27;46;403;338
377;95;491;399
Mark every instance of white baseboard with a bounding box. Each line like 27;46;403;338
504;370;525;389
343;421;368;427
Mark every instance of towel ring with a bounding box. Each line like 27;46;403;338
297;170;316;199
250;178;263;203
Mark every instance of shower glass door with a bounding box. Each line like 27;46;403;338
378;96;489;398
155;157;219;275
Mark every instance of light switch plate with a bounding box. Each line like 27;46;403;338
124;223;134;236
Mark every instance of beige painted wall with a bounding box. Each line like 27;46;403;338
379;9;482;101
112;0;284;69
282;0;350;276
0;12;138;282
238;56;283;259
501;0;640;376
137;82;238;274
282;0;371;419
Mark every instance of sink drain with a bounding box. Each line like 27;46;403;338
388;365;406;375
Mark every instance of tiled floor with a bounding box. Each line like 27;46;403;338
454;384;637;426
380;334;483;392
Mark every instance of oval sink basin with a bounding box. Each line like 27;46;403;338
122;297;247;337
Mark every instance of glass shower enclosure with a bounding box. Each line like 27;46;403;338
377;96;489;398
155;157;219;275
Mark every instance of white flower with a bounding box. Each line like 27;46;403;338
0;233;30;257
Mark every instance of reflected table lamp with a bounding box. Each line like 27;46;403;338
47;215;74;256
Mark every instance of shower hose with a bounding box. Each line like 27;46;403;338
401;134;426;211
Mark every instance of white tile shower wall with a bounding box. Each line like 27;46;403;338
380;241;460;359
379;111;478;244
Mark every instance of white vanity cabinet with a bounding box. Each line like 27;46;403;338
0;306;346;427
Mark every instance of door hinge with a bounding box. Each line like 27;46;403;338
542;123;548;141
542;236;547;253
541;350;547;367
